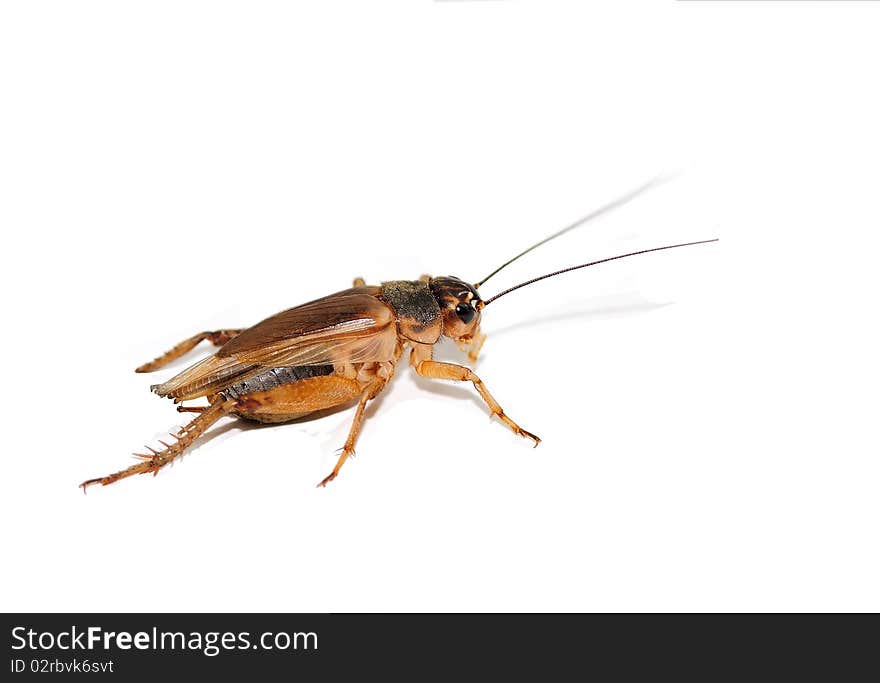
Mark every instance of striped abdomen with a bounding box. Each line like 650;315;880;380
220;365;334;400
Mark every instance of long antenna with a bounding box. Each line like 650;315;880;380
473;175;669;289
482;239;718;306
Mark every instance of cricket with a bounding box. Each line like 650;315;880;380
81;185;717;490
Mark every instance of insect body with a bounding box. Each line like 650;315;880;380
81;276;513;489
81;189;716;490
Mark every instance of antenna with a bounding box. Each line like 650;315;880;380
482;239;718;306
474;175;669;289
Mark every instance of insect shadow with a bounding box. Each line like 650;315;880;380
412;298;670;420
489;299;670;340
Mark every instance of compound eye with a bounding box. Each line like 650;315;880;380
455;302;475;324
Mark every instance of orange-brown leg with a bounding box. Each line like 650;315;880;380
226;372;389;486
135;329;243;373
317;379;387;487
456;331;487;363
80;397;234;490
411;351;540;446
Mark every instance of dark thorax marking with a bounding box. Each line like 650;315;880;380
221;365;334;399
379;280;440;326
379;280;443;344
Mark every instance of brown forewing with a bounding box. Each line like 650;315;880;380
153;287;399;400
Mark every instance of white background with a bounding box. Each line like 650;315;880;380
1;1;878;613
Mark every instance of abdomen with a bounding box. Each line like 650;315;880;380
221;365;335;400
224;363;384;424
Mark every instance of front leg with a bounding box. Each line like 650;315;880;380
455;331;487;363
410;346;540;446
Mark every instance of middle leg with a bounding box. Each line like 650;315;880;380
317;377;387;487
226;371;390;485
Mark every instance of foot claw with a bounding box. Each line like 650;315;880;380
316;472;337;488
518;429;541;447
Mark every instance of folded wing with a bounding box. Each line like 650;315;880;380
152;286;398;400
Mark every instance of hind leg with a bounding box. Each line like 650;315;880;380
135;329;242;373
80;397;234;490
